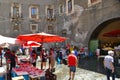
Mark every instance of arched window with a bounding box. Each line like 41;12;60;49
11;3;21;17
66;0;74;15
46;5;55;21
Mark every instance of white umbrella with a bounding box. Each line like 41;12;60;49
0;35;18;48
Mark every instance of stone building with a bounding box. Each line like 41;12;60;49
0;0;120;52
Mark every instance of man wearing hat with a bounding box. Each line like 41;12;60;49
103;50;115;80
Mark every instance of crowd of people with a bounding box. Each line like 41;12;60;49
0;44;117;80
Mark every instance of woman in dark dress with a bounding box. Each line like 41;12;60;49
40;49;48;69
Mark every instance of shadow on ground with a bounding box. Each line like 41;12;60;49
78;56;120;78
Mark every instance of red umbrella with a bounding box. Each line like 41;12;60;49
103;29;120;37
23;41;41;48
17;32;67;43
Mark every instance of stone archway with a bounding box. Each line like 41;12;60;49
88;18;120;54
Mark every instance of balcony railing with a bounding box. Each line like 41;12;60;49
10;13;23;22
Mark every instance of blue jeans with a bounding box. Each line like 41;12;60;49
105;67;115;80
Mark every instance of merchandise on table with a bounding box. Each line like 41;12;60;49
13;63;45;79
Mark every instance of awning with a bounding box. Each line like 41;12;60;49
103;29;120;37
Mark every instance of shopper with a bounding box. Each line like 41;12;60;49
67;50;78;80
103;50;115;80
48;48;55;71
40;48;48;70
30;50;37;67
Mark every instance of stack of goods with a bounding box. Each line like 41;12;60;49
14;63;45;78
20;58;30;63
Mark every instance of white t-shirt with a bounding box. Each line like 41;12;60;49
104;55;114;69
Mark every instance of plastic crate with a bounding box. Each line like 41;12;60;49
0;75;5;80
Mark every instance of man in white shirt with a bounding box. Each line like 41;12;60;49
103;50;115;80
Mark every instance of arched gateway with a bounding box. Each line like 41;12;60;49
88;18;120;55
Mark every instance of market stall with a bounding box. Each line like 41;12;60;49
12;63;45;80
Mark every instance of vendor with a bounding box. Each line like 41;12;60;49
4;49;17;72
9;50;17;72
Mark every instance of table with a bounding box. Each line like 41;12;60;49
12;63;45;80
12;68;28;76
12;69;29;80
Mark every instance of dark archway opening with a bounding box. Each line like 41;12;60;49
89;18;120;55
87;18;120;78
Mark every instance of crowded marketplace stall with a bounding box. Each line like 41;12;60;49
0;33;67;80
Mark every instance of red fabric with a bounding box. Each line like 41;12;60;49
68;54;77;66
103;29;120;37
80;48;84;52
17;32;67;43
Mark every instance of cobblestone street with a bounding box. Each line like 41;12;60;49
1;55;120;80
36;56;120;80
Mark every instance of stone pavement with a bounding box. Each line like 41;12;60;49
36;59;120;80
53;64;120;80
2;55;119;80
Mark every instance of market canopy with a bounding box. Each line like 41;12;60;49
0;35;19;48
0;35;18;44
17;32;67;43
103;29;120;37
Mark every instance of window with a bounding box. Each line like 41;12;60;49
13;23;20;31
59;4;64;14
30;24;38;32
11;3;22;32
48;25;54;33
66;0;74;15
62;29;67;37
47;8;53;19
29;5;39;20
11;3;21;17
46;5;54;20
88;0;102;7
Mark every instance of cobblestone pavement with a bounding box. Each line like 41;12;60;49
2;55;119;80
37;57;120;80
53;64;120;80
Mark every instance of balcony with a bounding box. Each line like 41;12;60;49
46;16;56;21
10;13;23;22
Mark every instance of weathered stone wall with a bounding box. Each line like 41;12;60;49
0;0;119;47
69;0;120;46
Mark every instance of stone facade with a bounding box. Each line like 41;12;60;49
0;0;120;48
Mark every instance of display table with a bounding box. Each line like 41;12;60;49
29;71;45;80
12;63;45;80
20;58;30;63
